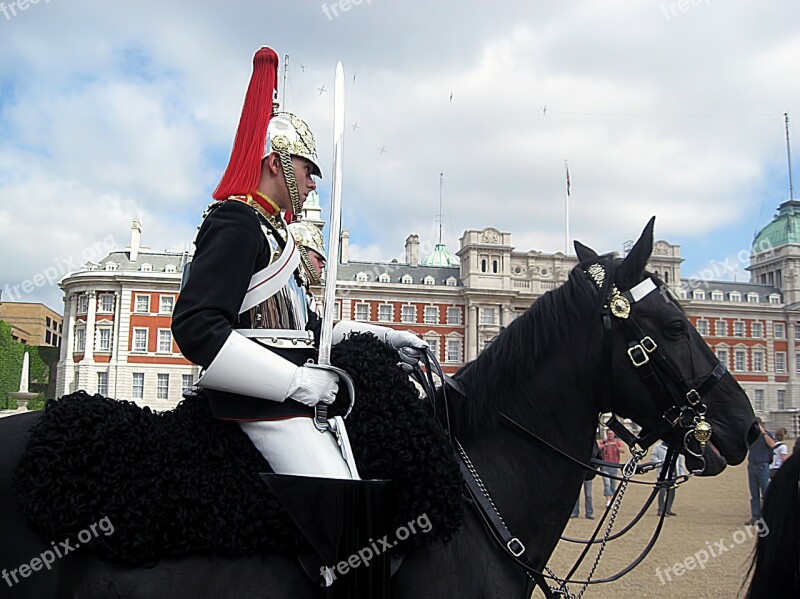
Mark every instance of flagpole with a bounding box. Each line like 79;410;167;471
564;160;570;255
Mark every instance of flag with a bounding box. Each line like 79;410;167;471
565;160;571;197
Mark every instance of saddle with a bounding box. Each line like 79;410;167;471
13;334;464;566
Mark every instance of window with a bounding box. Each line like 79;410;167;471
182;374;194;393
98;328;111;352
356;272;368;282
711;291;723;301
729;292;741;302
796;323;800;341
482;308;496;325
747;293;759;303
378;273;391;283
734;350;746;372
692;289;705;300
776;351;786;374
696;320;709;336
157;374;169;400
401;305;416;323
423;276;435;285
424;306;438;325
74;328;85;352
492;260;499;274
753;351;764;372
141;263;152;272
769;294;781;305
401;274;413;284
97;372;108;395
446;277;458;287
378;304;393;323
135;295;150;313
426;338;439;360
447;307;461;325
752;322;763;338
158;329;172;353
447;339;462;362
334;302;342;321
754;389;764;412
796;352;800;374
777;390;786;411
714;320;726;337
160;296;174;314
133;328;148;352
105;263;118;271
774;322;786;339
78;294;89;313
132;373;144;400
733;322;744;338
716;349;728;368
481;259;487;273
355;304;369;321
100;294;114;312
165;264;177;273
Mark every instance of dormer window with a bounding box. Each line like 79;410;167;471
401;274;413;284
711;291;723;301
355;272;368;282
141;263;152;272
105;262;118;271
378;273;391;283
729;291;741;302
423;275;435;285
165;264;177;273
692;289;705;300
446;277;458;286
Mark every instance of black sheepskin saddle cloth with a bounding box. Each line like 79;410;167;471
13;334;464;565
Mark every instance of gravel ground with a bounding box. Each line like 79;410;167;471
536;460;762;598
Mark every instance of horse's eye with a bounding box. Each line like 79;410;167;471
666;321;686;337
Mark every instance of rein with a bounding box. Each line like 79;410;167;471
410;265;726;599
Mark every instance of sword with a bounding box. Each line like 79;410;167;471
309;61;355;431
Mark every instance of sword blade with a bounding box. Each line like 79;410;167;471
317;61;345;367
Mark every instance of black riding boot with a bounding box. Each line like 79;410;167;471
263;474;392;599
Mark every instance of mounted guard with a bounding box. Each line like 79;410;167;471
171;47;426;598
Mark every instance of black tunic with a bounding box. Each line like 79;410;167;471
172;200;314;420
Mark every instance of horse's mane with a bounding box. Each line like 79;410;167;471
452;257;619;437
746;451;800;597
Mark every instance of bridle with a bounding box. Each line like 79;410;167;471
411;262;731;598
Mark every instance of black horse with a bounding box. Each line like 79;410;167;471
745;450;800;597
0;219;758;598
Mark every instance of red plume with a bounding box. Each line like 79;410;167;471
212;47;279;200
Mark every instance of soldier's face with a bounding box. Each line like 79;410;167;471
308;249;326;277
291;156;318;201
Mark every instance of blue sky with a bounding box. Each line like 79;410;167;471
0;0;798;311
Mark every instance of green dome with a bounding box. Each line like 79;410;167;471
422;243;459;267
752;201;800;253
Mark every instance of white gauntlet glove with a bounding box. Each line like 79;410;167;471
287;366;339;407
386;330;429;352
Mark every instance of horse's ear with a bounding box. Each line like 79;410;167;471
574;240;598;264
617;217;655;290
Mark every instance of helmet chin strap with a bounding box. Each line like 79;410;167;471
277;150;304;216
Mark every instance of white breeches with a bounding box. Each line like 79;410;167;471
239;415;359;480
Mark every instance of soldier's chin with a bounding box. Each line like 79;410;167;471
684;441;727;477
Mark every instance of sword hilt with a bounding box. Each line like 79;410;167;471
314;404;329;432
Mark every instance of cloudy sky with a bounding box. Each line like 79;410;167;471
1;0;798;311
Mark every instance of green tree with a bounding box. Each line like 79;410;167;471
0;320;49;410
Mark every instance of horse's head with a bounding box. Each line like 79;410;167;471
574;217;759;475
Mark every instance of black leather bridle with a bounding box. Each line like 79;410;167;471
411;265;731;599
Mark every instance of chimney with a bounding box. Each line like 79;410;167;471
130;219;142;262
340;229;350;264
405;234;419;267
